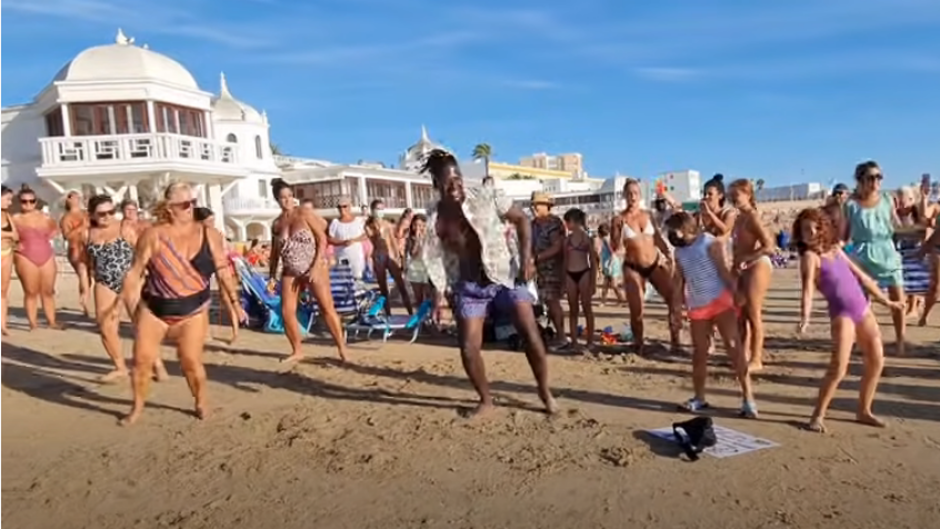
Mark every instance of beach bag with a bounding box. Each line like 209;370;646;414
672;417;717;461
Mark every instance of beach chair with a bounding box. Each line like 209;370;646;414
346;297;434;343
899;245;930;295
310;262;365;318
232;256;315;335
344;291;388;340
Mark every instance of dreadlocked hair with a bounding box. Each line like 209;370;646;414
420;149;458;182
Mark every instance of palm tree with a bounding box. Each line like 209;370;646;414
270;143;283;156
755;178;765;200
472;143;492;175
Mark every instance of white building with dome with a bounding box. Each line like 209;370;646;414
1;29;281;240
398;125;450;172
281;126;451;215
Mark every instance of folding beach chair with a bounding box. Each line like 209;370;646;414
345;297;434;343
232;256;315;334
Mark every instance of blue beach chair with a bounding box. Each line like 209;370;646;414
232;256;315;334
345;296;435;343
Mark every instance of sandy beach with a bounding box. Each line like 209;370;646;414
2;268;939;529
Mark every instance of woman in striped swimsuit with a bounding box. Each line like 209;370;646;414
119;182;242;426
268;179;347;364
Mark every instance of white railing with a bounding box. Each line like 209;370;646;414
40;133;239;167
223;197;280;214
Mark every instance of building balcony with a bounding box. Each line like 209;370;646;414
223;196;280;217
37;133;249;182
309;193;408;210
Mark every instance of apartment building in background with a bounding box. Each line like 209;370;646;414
519;152;584;177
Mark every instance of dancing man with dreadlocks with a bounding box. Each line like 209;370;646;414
420;149;558;417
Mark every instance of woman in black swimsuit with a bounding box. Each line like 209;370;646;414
562;208;599;350
83;194;139;382
610;179;681;354
1;185;19;335
120;182;242;425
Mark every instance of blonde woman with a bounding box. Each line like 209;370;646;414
120;182;242;425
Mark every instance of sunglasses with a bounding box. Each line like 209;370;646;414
338;205;349;210
862;173;884;181
170;199;197;210
96;209;116;217
20;198;36;205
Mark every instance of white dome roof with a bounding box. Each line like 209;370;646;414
405;125;442;155
53;29;198;89
211;73;264;124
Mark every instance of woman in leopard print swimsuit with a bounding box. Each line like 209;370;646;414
84;194;166;383
268;179;348;364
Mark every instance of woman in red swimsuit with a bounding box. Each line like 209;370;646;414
13;185;62;330
119;182;242;425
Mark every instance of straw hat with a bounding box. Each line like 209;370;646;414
531;191;554;206
337;195;352;207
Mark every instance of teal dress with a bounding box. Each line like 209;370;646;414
845;193;903;288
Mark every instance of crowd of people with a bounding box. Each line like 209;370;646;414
0;157;937;429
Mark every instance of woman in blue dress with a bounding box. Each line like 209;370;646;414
843;161;907;355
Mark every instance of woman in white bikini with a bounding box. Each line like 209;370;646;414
610;179;680;354
728;179;775;371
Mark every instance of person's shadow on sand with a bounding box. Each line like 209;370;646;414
46;350;485;417
1;344;189;419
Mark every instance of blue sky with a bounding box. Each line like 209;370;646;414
3;0;939;188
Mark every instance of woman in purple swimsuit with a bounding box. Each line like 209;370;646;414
793;208;903;433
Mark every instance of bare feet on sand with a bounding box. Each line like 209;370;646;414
47;322;66;330
119;409;142;426
541;395;560;415
194;405;209;420
465;401;496;419
280;353;304;365
99;369;129;384
895;341;907;357
748;360;764;372
153;364;170;382
856;412;886;428
804;418;826;433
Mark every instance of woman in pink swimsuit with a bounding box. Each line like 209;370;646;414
268;179;347;364
794;207;902;433
13;185;61;329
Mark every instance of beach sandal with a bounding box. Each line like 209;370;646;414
678;398;710;413
739;401;759;419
